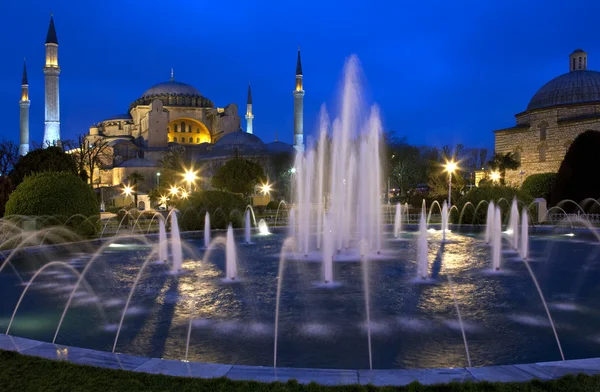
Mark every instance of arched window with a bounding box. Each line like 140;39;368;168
189;137;193;143
196;138;200;143
538;121;548;141
173;137;178;143
181;122;185;134
538;143;547;162
174;124;178;132
513;146;523;164
188;125;192;133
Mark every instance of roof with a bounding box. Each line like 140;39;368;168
117;157;157;168
266;141;295;154
209;131;267;157
296;47;303;75
21;59;28;85
101;113;132;122
142;81;202;98
526;70;600;111
46;15;58;45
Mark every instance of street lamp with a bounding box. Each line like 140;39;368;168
156;172;161;189
169;185;179;197
490;171;501;184
260;182;272;195
444;160;457;206
122;185;133;206
183;168;198;192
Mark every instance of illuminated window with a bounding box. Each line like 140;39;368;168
189;137;193;143
174;137;177;142
174;124;178;132
181;122;185;134
196;128;200;133
196;138;200;143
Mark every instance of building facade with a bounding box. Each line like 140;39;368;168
494;49;600;185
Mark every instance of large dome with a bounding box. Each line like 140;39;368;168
142;81;202;98
209;131;267;157
527;70;600;111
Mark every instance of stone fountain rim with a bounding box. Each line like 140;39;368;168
0;334;597;386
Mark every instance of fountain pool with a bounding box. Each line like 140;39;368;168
1;226;599;370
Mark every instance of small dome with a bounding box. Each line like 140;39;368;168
101;113;132;122
266;141;295;154
573;48;585;53
210;131;267;157
142;81;201;98
527;70;600;111
117;157;157;168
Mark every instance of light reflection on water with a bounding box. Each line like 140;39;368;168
1;228;600;369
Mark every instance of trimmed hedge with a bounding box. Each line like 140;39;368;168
521;173;556;200
5;171;99;236
178;190;247;230
454;185;532;225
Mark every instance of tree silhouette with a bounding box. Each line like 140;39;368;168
487;152;520;185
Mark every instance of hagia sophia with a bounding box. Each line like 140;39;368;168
18;16;301;202
494;49;600;185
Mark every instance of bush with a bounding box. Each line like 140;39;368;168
453;185;532;224
265;200;281;210
521;173;557;200
177;190;247;230
5;171;100;236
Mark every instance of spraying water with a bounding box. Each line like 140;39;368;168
485;201;495;244
158;218;167;262
360;238;373;369
258;219;270;235
322;215;334;283
204;212;210;248
171;212;182;272
226;224;238;280
508;198;519;250
394;203;402;238
441;200;449;242
520;208;529;260
288;207;295;240
492;207;502;271
244;209;252;244
417;202;429;280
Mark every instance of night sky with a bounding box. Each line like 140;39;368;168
1;0;598;150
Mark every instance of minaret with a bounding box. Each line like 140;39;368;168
246;83;254;134
293;47;304;153
43;14;61;147
19;59;30;156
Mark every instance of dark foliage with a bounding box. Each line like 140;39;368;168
453;185;532;225
211;158;266;197
521;173;557;201
11;146;77;185
550;130;600;209
178;190;247;230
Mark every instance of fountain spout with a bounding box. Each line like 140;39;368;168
171;211;182;272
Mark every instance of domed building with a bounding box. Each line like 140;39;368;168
494;49;600;185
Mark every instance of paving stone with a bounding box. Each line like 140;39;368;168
359;368;474;386
0;334;44;352
71;351;151;371
134;357;231;378
226;365;359;385
21;342;92;361
467;365;537;382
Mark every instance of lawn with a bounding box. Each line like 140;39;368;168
0;350;599;391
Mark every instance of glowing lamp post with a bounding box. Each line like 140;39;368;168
123;185;133;206
444;161;457;207
183;169;198;192
260;182;272;195
490;171;501;185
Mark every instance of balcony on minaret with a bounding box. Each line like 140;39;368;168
45;45;59;68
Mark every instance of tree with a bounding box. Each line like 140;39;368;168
478;148;488;169
0;139;19;177
11;146;78;185
211;158;266;197
389;143;423;197
128;171;145;208
271;152;295;200
487;152;520;185
64;135;111;187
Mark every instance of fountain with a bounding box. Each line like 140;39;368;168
225;223;238;281
288;207;295;240
394;203;402;238
204;212;210;248
520;208;529;260
171;211;182;272
485;201;495;244
508;198;519;250
293;55;382;259
417;203;429;280
258;219;269;235
492;207;502;271
244;209;252;244
322;215;334;283
158;218;167;262
441;200;448;242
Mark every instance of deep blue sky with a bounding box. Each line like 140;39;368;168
1;0;599;149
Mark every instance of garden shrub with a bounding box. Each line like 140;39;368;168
521;173;557;200
5;171;99;237
453;185;532;224
177;190;247;230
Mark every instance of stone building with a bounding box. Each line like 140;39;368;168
494;49;600;185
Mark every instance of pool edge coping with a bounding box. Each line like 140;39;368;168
0;334;598;386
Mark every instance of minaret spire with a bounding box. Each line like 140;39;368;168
20;58;30;155
245;83;254;134
43;14;61;147
170;68;174;81
293;46;305;152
